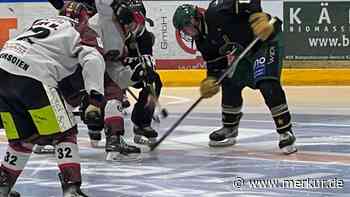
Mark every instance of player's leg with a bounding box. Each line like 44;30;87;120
0;70;36;196
84;109;104;148
0;69;88;196
104;76;140;161
25;77;88;196
209;77;245;147
132;71;163;145
131;88;158;145
34;67;86;153
33;89;89;196
51;127;88;197
254;34;297;154
0;141;33;197
29;84;88;196
258;80;297;154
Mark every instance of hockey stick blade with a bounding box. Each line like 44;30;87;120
149;97;203;151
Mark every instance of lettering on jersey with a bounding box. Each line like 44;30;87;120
0;53;30;71
36;18;66;29
254;56;266;79
268;46;276;65
34;20;59;30
3;43;28;55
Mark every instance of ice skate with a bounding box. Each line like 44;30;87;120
59;173;88;197
88;130;101;148
0;171;20;197
209;127;238;147
105;135;141;162
133;126;158;145
279;131;297;155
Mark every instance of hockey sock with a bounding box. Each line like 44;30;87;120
0;142;33;187
222;105;242;128
55;133;81;184
104;99;124;136
270;104;292;134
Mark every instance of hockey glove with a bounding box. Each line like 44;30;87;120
249;12;274;41
200;77;220;98
124;55;156;84
80;90;106;130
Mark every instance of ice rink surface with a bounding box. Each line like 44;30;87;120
1;86;350;197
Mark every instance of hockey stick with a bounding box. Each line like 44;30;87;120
149;18;276;151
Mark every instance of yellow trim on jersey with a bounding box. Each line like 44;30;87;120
0;112;20;140
28;105;61;135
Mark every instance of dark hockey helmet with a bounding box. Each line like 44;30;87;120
173;4;197;30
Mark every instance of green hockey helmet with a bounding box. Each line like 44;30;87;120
173;4;197;30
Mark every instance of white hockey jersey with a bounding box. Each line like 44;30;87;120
94;0;125;54
90;1;134;89
0;16;105;95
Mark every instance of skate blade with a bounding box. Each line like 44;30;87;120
209;138;236;147
281;145;298;155
134;135;157;145
105;152;142;162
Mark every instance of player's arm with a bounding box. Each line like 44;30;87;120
66;26;105;96
235;0;282;41
65;26;106;126
196;45;221;99
215;0;282;41
135;30;154;55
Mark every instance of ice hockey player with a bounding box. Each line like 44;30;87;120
47;0;142;161
172;1;297;154
33;0;99;155
113;0;163;145
0;3;106;196
86;0;162;159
